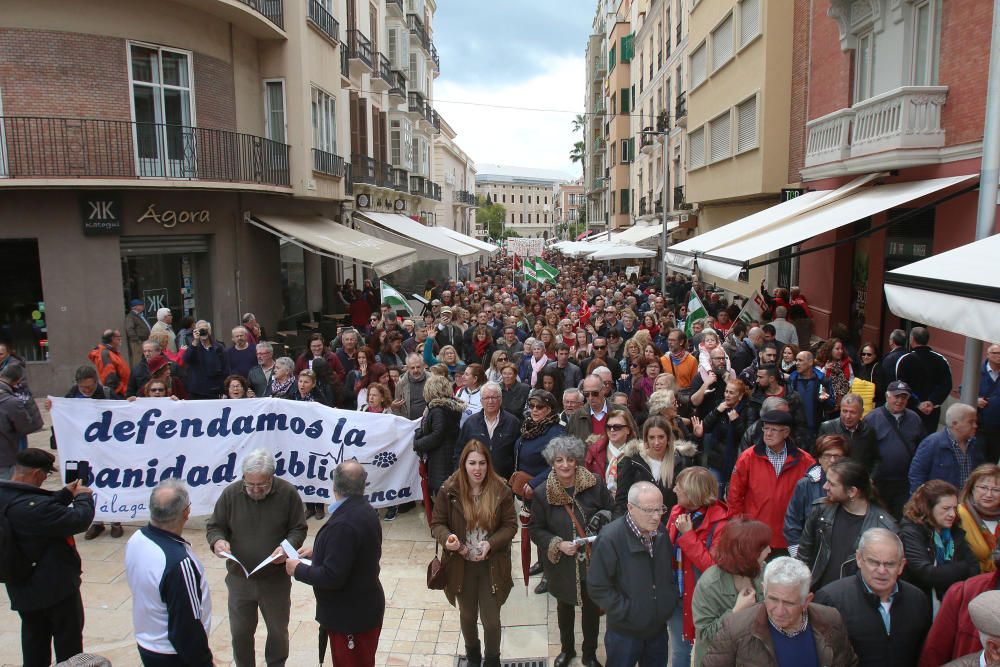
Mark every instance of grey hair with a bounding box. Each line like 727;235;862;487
774;306;788;318
406;352;423;365
481;381;502;397
195;320;211;332
531;340;546;351
149;479;190;526
143;339;162;352
592;366;613;381
627;480;660;505
242;448;276;476
946;402;977;425
542;435;587;465
333;460;367;497
857;527;904;560
760;396;789;414
274;357;295;373
762;557;811;602
157;307;171;321
0;364;24;383
563;388;584;402
647;389;676;415
256;341;273;353
840;393;864;409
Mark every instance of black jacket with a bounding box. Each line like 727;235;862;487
455;409;521;479
587;515;678;640
501;381;531;422
0;481;95;611
182;341;230;397
899;518;979;602
813;572;931;667
293;495;384;633
613;439;698;520
819;417;880;476
895;346;953;412
413;397;464;492
797;500;899;590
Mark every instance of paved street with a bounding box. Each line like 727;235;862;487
0;405;605;666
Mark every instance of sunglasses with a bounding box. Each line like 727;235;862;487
607;423;628;431
583;390;602;397
593;345;607;349
860;352;875;357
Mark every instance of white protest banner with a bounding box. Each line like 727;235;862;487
737;290;769;324
49;397;422;522
505;237;545;258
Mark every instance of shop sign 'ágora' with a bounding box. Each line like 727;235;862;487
137;203;210;228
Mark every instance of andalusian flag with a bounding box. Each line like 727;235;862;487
684;291;708;338
535;257;559;281
522;260;542;283
380;280;413;315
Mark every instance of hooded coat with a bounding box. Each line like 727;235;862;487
413;397;465;493
612;437;699;519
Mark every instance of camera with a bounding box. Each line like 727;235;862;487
197;328;209;337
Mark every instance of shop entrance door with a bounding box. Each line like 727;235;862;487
120;235;211;323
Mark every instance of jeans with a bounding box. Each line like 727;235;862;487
604;626;667;667
666;605;691;667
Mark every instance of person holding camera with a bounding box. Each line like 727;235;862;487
182;320;230;399
528;435;612;667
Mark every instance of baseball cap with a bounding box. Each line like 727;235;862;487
16;448;56;473
886;380;912;396
440;306;453;315
129;298;143;308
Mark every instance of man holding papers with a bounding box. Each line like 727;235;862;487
206;449;307;667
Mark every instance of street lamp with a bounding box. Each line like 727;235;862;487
640;127;671;294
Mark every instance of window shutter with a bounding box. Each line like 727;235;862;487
691;44;707;87
712;14;734;69
629;137;635;161
737;96;757;152
709;111;731;162
689;127;705;168
740;0;761;47
620;88;630;114
388;29;398;66
350;91;362;155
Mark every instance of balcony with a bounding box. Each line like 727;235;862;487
656;110;669;133
675;93;687;127
639;126;656;155
307;0;339;43
386;0;403;17
409;174;426;196
347;30;374;77
392;167;409;192
594;55;607;76
453;190;477;206
313;148;346;178
340;45;349;80
407;91;426;122
804;86;949;171
425;102;441;133
344;161;353;195
376;160;394;189
0;116;291;188
426;179;442;201
372;53;393;92
170;0;284;39
674;185;692;210
654;198;664;214
407;14;430;51
638;196;648;215
352;153;377;185
430;42;440;75
388;69;407;102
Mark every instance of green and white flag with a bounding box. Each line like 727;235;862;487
380;280;413;315
535;257;559;281
522;260;542;283
684;291;708;338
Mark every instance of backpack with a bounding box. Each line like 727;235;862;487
0;498;32;583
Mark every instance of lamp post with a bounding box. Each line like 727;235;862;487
641;128;671;294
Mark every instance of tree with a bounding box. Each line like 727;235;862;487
571;113;587;134
476;202;507;240
569;140;585;167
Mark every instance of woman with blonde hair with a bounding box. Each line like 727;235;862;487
958;463;1000;572
423;330;466;379
431;440;517;667
613;416;698;519
486;349;510;384
539;327;558;360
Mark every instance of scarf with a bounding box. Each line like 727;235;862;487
934;527;955;564
270;375;293;396
529;354;548;386
966;499;1000;550
474;338;491;360
520;412;560;440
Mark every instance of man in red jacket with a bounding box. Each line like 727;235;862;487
919;553;1000;667
727;410;815;556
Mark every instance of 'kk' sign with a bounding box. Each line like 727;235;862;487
80;193;122;236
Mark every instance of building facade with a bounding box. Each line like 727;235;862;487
553;180;586;239
434;118;478;235
476;165;570;239
584;20;609;232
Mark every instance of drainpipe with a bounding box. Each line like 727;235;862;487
959;0;1000;405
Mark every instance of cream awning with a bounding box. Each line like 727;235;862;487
249;214;416;275
355;212;481;265
436;227;499;254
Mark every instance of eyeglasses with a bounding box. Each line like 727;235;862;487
630;363;640;368
976;484;1000;496
631;503;668;516
607;423;629;431
583;390;602;397
860;352;875;357
819;452;844;461
528;403;548;410
861;556;900;571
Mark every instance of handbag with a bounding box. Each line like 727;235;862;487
426;541;447;590
508;471;534;499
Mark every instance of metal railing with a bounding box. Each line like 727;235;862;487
427;179;441;201
340;45;349;78
676;93;687;119
640;126;655;149
408;91;426;115
430;42;440;73
313;148;345;178
674;185;692;210
386;0;403;15
407;13;430;50
376;53;393;86
453;190;477;205
351;153;377;184
344;161;353;194
0;116;290;186
347;29;373;68
238;0;284;29
307;0;338;42
392;167;409;192
656;110;669;132
389;69;407;98
409;174;425;196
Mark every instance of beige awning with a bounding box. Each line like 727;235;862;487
249;214;416;275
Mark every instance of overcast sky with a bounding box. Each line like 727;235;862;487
432;1;593;177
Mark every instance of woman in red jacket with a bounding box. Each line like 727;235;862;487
667;466;730;667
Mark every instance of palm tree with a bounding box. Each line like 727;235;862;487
569;140;585;165
571;113;587;134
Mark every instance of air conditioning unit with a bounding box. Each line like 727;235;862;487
680;214;689;222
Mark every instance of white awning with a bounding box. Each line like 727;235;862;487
885;233;1000;342
611;221;680;245
436;227;499;254
248;214;416;275
588;246;658;260
665;174;976;281
355;212;481;265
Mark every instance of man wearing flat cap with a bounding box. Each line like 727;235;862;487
943;590;1000;666
435;306;463;354
728;410;816;555
124;298;151;365
0;448;95;666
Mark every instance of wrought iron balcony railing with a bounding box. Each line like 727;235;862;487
312;148;345;178
238;0;284;29
307;0;338;41
347;29;373;68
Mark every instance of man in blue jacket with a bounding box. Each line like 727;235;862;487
909;402;982;495
788;350;835;451
977;344;1000;462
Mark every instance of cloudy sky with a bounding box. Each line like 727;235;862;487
432;1;593;177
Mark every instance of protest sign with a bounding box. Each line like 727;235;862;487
49;397;422;522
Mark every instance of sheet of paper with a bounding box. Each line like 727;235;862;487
300;558;312;566
281;539;312;566
220;551;250;578
248;553;277;576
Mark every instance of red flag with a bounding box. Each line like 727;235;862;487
512;253;522;271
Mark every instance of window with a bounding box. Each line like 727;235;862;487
620;189;630;214
502;194;506;203
739;0;761;47
620;88;631;114
390;117;412;169
711;13;734;70
520;195;524;203
709;111;731;163
621;138;633;163
264;79;287;143
690;42;707;88
609;44;617;70
520;214;524;223
129;43;194;178
736;95;758;153
854;29;875;102
0;240;45;360
912;0;940;85
621;34;634;63
311;87;337;154
545;196;549;204
688;126;705;169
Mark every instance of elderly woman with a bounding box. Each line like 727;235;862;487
414;374;465;497
901;479;979;609
223;374;252;399
519;340;550;387
614;416;698;519
584;407;638;495
528;436;613;667
266;357;297;398
361;381;391;414
515;390;566;499
499;362;531;422
783;434;850;558
647;389;693;442
958;463;1000;572
691;518;772;666
423;330;466;379
431;440;517;667
667;467;730;667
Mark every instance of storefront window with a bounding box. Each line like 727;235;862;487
0;240;47;361
280;240;307;320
